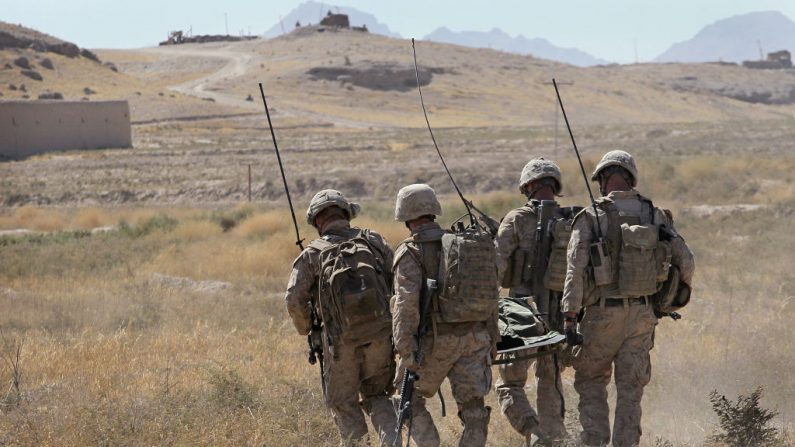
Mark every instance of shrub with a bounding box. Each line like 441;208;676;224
119;215;178;238
709;387;780;447
20;70;43;81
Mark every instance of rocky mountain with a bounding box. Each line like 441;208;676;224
264;1;400;38
423;27;609;67
655;11;795;63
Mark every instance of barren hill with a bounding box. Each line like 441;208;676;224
96;27;795;129
0;22;249;122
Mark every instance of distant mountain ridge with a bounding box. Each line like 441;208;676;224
655;11;795;63
264;1;400;38
423;27;609;67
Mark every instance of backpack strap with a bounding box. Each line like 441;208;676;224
309;237;334;252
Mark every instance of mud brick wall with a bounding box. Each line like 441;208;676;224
0;100;131;159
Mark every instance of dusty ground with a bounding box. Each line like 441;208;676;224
1;25;795;446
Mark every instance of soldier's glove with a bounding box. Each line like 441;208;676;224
564;313;583;346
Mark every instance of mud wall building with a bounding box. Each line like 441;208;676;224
0;100;132;159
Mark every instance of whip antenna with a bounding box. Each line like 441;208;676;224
552;78;603;237
411;38;475;224
258;82;305;251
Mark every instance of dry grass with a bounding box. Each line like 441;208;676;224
1;151;794;446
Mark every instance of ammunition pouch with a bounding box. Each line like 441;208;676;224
501;248;532;289
618;223;659;296
543;218;573;292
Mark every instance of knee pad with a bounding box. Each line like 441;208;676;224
457;397;490;423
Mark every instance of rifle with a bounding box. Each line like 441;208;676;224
258;83;325;396
396;278;437;446
410;38;497;236
532;200;557;329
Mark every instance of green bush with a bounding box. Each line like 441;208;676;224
709;387;780;447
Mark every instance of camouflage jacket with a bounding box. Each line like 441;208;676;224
284;220;394;335
391;222;499;361
562;190;695;313
495;201;539;297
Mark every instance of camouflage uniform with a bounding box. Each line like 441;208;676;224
285;191;399;447
494;202;571;444
562;152;695;447
391;184;499;447
494;158;572;445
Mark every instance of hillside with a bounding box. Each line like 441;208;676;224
97;27;795;130
0;22;249;123
655;10;795;63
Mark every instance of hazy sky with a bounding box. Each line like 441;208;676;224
5;0;795;62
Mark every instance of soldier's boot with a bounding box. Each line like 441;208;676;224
495;383;539;439
362;395;401;447
457;397;490;447
408;396;440;447
331;403;369;447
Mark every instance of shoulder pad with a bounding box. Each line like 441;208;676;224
501;205;537;227
393;239;420;271
572;206;591;223
308;238;332;252
514;204;538;217
291;246;314;268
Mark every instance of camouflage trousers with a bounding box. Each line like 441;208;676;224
495;349;571;444
395;326;493;447
323;335;400;447
572;301;657;447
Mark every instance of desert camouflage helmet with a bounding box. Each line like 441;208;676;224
591;150;638;186
306;189;361;227
518;157;563;194
394;184;442;222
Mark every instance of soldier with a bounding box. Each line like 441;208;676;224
391;184;499;447
562;151;695;447
284;189;399;446
494;158;578;446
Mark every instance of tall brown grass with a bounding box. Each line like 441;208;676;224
1;153;794;446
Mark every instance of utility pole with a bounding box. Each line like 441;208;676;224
248;164;252;202
224;13;229;35
541;80;573;151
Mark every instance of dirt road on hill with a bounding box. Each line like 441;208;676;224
142;45;259;109
140;43;393;128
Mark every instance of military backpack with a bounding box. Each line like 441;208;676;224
436;225;499;323
312;230;392;345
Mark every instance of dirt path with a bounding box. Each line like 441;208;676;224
139;43;394;128
142;44;259;110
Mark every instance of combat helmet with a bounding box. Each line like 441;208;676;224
394;184;442;222
518;157;562;195
306;189;361;227
591;150;638;187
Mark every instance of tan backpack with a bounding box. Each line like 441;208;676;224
436;226;499;323
313;230;392;345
